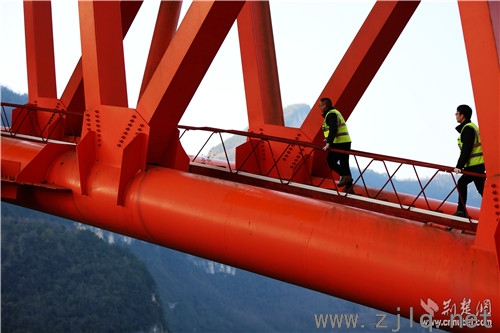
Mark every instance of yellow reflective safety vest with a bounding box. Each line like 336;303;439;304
322;109;351;144
458;122;484;167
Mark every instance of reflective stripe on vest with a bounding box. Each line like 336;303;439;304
457;122;484;167
322;109;351;144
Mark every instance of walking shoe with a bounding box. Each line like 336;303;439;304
342;185;355;194
453;210;467;218
338;175;353;187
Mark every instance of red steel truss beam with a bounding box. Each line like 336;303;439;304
301;0;420;143
20;1;144;139
61;1;143;109
23;1;57;102
78;1;128;107
237;1;420;182
136;1;245;166
458;1;500;257
237;1;284;127
139;1;182;99
21;1;62;137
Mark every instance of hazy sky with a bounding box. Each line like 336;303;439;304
0;0;476;173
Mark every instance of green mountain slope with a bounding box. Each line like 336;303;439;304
1;214;168;333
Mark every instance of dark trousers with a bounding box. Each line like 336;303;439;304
457;163;485;212
327;142;352;177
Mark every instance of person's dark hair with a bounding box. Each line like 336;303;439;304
457;104;473;120
320;97;333;109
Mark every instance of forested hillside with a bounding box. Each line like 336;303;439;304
1;214;168;333
1;85;27;105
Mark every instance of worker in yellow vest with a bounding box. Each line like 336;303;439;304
453;104;485;217
319;97;353;189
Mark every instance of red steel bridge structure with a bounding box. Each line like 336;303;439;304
1;1;499;331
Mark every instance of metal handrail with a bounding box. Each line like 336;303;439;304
178;125;485;223
1;102;82;143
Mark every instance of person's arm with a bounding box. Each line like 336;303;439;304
456;126;475;169
325;112;338;144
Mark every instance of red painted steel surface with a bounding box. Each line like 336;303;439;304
136;1;245;167
238;1;284;127
458;1;500;256
23;1;57;101
2;1;499;330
